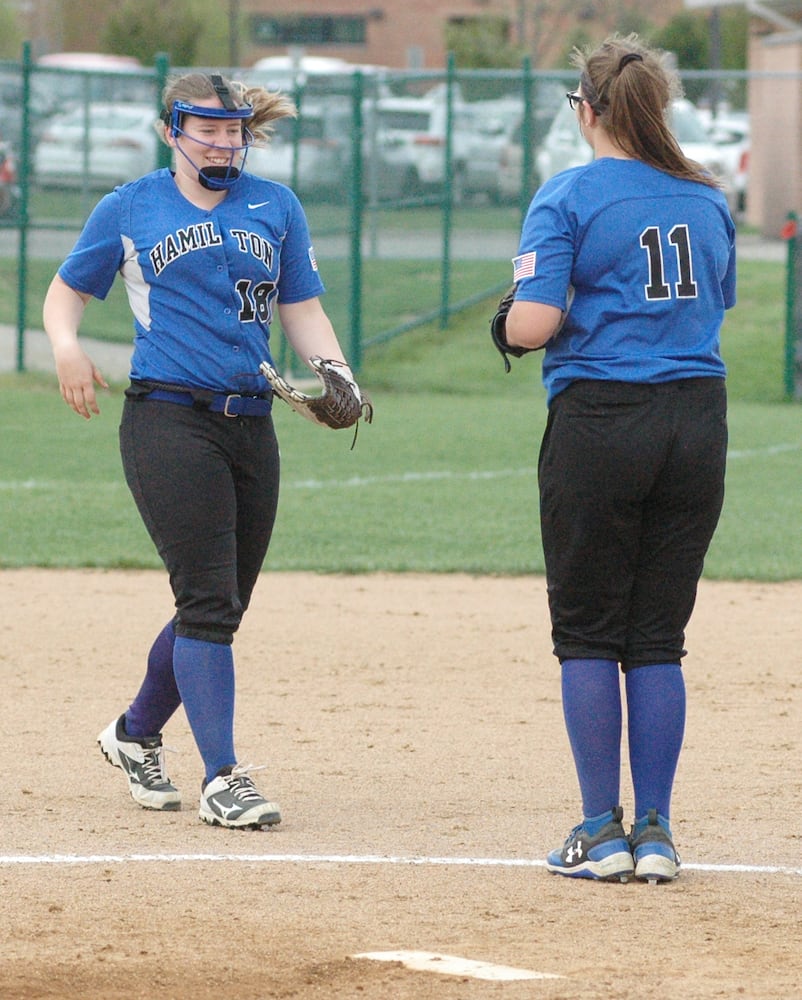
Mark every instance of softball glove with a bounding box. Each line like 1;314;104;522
260;356;373;431
490;285;532;373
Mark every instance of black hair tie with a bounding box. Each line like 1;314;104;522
618;53;643;71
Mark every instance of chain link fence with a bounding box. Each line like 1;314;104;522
0;47;753;373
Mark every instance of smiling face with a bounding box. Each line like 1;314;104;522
166;98;250;194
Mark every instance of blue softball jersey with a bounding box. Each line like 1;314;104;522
58;168;326;395
514;157;736;404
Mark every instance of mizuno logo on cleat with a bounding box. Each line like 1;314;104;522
212;801;243;819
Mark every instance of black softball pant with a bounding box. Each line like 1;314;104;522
538;377;727;671
119;397;280;644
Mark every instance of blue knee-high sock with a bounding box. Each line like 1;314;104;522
125;620;181;738
625;662;686;821
172;636;236;783
561;658;622;818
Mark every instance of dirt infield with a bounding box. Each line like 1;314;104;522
2;569;801;999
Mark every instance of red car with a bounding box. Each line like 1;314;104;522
0;139;18;217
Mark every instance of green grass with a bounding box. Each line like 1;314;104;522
1;258;800;578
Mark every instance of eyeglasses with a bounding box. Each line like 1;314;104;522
566;92;585;111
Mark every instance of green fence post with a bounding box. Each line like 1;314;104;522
519;56;533;226
783;211;799;400
440;52;456;329
349;70;364;372
15;41;33;372
154;53;171;170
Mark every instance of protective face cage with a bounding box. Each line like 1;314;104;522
166;75;254;190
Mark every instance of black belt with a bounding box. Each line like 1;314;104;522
144;388;272;417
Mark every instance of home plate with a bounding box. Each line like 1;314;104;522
353;950;563;981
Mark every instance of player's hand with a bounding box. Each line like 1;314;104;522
53;343;109;419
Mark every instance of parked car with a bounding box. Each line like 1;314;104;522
463;85;564;203
498;97;738;208
247;55;387;101
462;98;524;202
707;111;750;215
245;98;353;198
0;137;19;217
32;52;155;115
33;102;158;190
0;70;24;148
365;94;479;201
670;99;739;213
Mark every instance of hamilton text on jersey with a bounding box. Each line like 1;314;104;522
148;223;276;277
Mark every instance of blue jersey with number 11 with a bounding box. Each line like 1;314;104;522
514;157;736;404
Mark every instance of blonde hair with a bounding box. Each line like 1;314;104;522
157;71;296;147
572;34;720;189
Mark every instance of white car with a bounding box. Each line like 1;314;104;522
246;96;418;203
670;99;738;212
707;111;750;215
245;99;352;198
462;98;524;202
33;102;158;189
366;94;479;201
530;97;737;210
464;86;564;203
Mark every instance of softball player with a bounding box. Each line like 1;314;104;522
43;71;363;828
502;35;735;881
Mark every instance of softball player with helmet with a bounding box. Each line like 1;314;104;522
502;35;735;881
43;71;364;828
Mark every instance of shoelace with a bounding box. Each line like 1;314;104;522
140;744;177;785
225;763;267;802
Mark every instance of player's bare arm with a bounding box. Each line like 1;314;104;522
43;275;108;420
506;300;564;351
278;296;349;367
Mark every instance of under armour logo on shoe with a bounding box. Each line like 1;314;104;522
565;840;584;863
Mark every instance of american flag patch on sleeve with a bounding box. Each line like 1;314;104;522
308;246;318;271
512;251;536;281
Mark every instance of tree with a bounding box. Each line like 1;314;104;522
651;11;709;69
650;7;748;106
188;0;233;68
445;16;525;70
101;0;203;66
0;0;23;59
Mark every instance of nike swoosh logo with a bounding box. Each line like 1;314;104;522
248;200;270;209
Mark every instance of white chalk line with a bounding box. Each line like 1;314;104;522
1;852;800;876
0;442;798;494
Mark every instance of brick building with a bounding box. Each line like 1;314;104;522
238;0;687;69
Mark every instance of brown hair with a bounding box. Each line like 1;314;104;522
158;72;296;146
571;34;720;189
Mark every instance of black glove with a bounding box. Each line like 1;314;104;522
490;285;536;373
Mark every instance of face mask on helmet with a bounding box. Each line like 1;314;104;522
166;75;254;190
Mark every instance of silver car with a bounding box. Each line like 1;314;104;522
33;102;158;190
245;99;352;199
498;97;737;209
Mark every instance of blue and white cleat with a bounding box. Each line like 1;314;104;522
546;806;634;882
630;809;680;883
